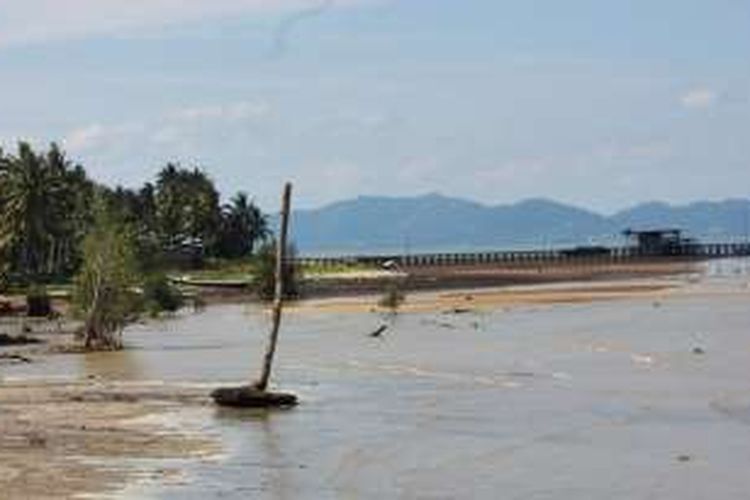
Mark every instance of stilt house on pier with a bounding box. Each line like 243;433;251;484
623;228;695;256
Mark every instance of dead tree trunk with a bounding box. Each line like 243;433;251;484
255;182;292;392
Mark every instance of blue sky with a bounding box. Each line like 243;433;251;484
1;0;748;212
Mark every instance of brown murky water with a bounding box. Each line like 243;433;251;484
5;260;750;499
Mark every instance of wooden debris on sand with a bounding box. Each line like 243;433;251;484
211;386;297;408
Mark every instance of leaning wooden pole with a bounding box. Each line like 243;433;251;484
255;182;292;392
211;182;297;408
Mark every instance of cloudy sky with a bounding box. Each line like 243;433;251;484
0;0;748;212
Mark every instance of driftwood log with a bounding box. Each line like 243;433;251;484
211;386;298;408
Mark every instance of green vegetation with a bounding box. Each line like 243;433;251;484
216;192;269;259
301;261;377;276
177;258;257;282
0;143;270;287
73;205;142;350
0;143;94;282
142;273;184;316
254;241;302;301
0;141;277;348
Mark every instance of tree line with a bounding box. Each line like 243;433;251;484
0;142;270;285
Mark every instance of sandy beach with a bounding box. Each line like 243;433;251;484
288;280;682;315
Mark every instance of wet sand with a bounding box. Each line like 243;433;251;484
0;380;219;499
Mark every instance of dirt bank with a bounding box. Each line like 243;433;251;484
160;258;701;301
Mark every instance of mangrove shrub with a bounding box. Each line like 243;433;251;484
73;209;141;350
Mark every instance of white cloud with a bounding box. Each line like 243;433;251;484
64;124;107;150
680;88;718;110
64;122;144;152
173;102;271;122
62;100;272;155
0;0;372;48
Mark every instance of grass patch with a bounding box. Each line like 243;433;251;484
176;258;256;281
301;262;378;276
180;259;379;281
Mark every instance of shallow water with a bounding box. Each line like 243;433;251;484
5;260;750;499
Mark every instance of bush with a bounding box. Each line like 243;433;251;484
142;273;184;315
73;206;141;350
26;286;52;317
254;241;301;301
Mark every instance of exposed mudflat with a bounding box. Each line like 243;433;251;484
1;258;750;499
0;381;220;499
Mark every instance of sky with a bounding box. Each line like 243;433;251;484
0;0;749;213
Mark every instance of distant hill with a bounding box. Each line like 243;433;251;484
285;194;750;254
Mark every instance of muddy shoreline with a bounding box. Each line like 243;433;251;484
191;258;700;302
0;259;720;499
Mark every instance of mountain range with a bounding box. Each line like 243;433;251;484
286;194;750;254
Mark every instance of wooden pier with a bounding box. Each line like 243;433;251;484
296;242;750;270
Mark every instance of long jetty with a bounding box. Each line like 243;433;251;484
296;242;750;269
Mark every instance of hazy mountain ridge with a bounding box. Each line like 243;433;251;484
288;194;750;254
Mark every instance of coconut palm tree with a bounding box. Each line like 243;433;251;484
44;144;95;276
245;196;270;255
0;143;93;279
218;192;270;258
0;148;11;267
155;164;222;259
0;143;64;278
